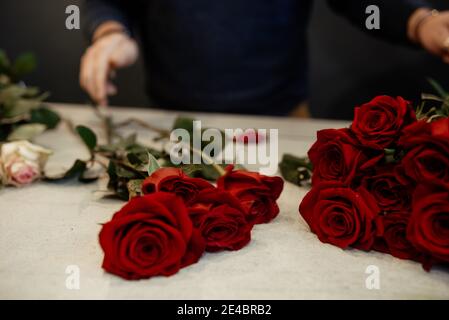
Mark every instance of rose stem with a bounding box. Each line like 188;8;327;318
114;118;170;138
184;142;226;177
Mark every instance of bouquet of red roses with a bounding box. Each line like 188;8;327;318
98;165;283;280
285;92;449;271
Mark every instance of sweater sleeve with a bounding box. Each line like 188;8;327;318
82;0;136;42
326;0;431;45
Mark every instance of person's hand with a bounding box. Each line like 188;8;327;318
80;22;139;106
408;8;449;64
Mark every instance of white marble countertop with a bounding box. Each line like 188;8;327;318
1;103;448;300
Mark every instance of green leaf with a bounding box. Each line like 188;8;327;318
171;116;225;154
22;86;41;97
172;116;195;132
11;52;36;79
147;152;161;176
421;93;444;103
127;145;163;159
0;49;10;73
115;163;141;179
385;147;400;163
79;167;101;183
45;159;87;181
0;74;10;86
0;85;28;103
280;154;313;170
127;179;144;199
428;78;448;99
123;148;164;173
121;133;137;147
127;152;144;166
279;154;312;186
6;99;42;117
76;125;97;151
30;107;61;129
7;123;46;141
97;134;140;154
180;163;226;181
384;148;395;156
106;161;137;201
107;161;118;180
65;160;88;180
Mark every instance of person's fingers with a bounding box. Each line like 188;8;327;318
84;50;101;102
109;69;116;80
79;46;96;97
417;12;449;59
439;29;449;61
109;38;138;68
435;14;449;56
92;36;124;105
80;34;136;104
443;31;449;53
106;82;117;96
92;48;111;105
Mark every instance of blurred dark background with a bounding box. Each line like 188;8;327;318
1;0;448;119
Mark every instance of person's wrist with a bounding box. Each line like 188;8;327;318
408;8;440;44
92;21;130;43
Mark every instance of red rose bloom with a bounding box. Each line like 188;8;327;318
398;118;449;185
142;167;214;203
351;96;416;149
362;165;412;212
308;128;380;186
407;184;449;264
188;189;253;252
299;182;380;250
217;165;284;224
373;211;421;261
99;192;205;280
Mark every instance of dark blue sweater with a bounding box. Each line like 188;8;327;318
84;0;427;115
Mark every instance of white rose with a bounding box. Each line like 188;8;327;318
0;140;52;186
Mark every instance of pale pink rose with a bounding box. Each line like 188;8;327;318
0;141;52;186
6;159;40;185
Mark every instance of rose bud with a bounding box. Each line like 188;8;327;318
217;165;284;224
99;192;205;280
0;140;52;186
142;167;214;204
351;96;416;150
188;189;254;252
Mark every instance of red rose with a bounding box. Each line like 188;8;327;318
188;189;253;252
398;118;449;185
308;128;381;186
299;182;380;250
217;165;284;224
362;165;412;212
142;167;214;203
373;211;421;261
407;184;449;264
99;192;205;280
351;96;416;149
233;130;266;144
